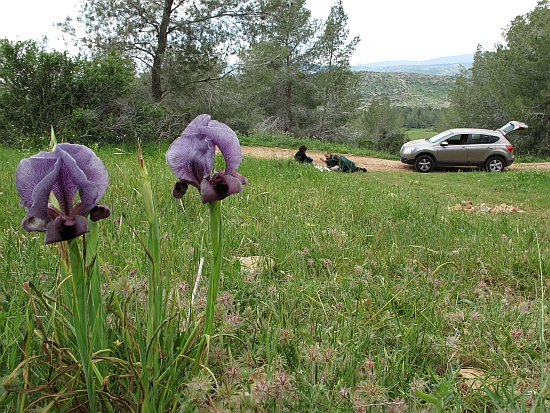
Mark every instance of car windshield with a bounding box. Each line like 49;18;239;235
427;130;453;143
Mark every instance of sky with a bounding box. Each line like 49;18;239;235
0;0;542;65
306;0;541;64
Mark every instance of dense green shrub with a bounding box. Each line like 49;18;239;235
0;40;139;146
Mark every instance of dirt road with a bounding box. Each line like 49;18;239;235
241;146;550;172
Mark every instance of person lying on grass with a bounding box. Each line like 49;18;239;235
320;152;367;172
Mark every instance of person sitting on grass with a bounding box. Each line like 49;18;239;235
294;145;313;164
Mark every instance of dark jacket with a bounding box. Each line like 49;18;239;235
338;155;356;172
295;150;313;163
324;155;339;168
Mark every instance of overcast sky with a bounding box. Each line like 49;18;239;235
307;0;541;64
0;0;542;65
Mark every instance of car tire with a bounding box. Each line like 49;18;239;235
485;156;505;172
415;155;434;172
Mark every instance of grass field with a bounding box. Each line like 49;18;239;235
405;128;438;141
1;143;550;412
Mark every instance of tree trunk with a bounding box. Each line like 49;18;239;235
285;83;293;132
152;0;174;102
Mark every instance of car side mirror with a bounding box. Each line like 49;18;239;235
440;141;448;147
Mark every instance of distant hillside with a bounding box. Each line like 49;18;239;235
358;72;455;108
352;54;473;76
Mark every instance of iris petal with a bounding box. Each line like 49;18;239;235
16;153;60;223
44;215;89;244
200;172;243;204
52;161;79;216
229;171;248;186
166;132;214;188
199;120;242;173
56;144;109;213
172;180;189;199
15;143;110;244
22;216;49;232
90;205;111;222
182;114;211;135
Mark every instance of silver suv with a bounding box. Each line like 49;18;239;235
400;121;528;172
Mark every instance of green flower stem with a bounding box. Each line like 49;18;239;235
205;200;223;337
86;219;107;355
138;143;162;340
138;143;162;411
68;238;96;413
193;200;223;371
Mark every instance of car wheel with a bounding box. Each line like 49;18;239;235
415;155;434;172
485;156;505;172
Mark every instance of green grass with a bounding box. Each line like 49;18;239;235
1;144;550;411
405;128;438;141
238;131;399;160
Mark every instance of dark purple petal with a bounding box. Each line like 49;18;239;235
44;215;89;244
166;132;214;188
51;161;79;216
172;180;189;199
57;144;109;197
199;120;242;173
200;171;244;204
89;205;111;222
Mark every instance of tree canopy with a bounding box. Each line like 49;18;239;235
63;0;258;102
52;0;362;141
231;0;361;139
445;0;550;155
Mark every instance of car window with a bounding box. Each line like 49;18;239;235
427;130;454;143
446;135;461;144
499;123;515;134
469;134;498;144
498;121;528;134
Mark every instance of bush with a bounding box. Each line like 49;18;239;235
376;132;406;155
0;40;138;146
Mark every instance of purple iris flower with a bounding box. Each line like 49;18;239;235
166;114;247;204
15;143;110;244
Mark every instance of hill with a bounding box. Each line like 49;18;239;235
352;54;473;76
358;71;455;108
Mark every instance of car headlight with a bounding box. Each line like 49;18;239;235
401;147;415;155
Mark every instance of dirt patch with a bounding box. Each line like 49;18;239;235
241;146;550;172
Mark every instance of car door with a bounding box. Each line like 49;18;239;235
436;134;469;165
466;134;495;166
